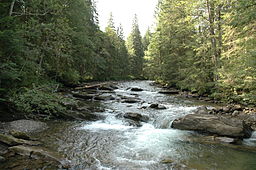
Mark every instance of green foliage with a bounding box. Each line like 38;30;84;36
217;0;256;104
145;0;256;105
0;0;133;118
10;84;69;118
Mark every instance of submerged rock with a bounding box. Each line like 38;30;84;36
171;114;252;138
125;119;143;127
214;137;242;145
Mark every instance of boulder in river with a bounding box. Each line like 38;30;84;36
194;106;209;114
149;103;158;108
123;112;149;123
122;98;140;103
159;90;180;95
130;87;144;92
171;114;252;138
149;103;167;110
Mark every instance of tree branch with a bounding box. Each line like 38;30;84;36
12;11;50;17
9;0;16;16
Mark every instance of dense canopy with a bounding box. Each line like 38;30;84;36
0;0;255;116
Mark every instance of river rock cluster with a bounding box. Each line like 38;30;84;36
0;120;70;169
171;106;256;141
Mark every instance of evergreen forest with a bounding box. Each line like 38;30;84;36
0;0;256;117
0;1;256;169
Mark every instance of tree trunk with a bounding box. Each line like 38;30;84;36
206;0;219;81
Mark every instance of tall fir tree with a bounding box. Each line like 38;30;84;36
126;15;144;77
105;14;130;79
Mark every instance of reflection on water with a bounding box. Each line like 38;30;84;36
39;81;256;170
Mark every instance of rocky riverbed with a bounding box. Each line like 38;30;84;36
0;81;256;169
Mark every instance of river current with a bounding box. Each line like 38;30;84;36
39;81;256;170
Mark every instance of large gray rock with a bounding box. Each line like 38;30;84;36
171;114;252;138
8;120;48;133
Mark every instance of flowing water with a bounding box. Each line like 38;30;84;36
39;81;256;170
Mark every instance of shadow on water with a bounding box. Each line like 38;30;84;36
38;81;256;170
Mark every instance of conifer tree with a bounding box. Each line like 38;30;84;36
126;15;144;77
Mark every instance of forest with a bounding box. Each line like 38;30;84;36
0;0;256;169
1;0;255;117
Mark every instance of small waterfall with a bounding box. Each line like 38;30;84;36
244;131;256;146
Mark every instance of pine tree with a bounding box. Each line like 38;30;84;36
217;0;256;104
105;14;129;79
142;28;152;51
126;15;144;78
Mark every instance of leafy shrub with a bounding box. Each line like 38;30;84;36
10;84;72;119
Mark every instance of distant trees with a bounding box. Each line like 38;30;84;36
105;14;130;79
126;15;144;78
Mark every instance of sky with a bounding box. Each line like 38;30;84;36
95;0;158;38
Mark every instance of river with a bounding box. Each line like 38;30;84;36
38;81;256;170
